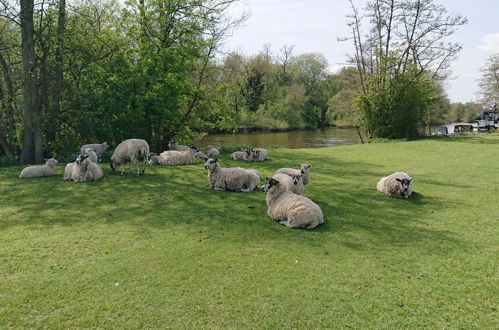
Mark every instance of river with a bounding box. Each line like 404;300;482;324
199;127;361;149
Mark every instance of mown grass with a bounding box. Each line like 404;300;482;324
0;135;497;328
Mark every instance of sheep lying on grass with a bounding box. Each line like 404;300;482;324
167;142;191;151
275;164;312;186
251;148;268;161
231;150;248;161
377;172;413;199
204;158;261;192
262;176;324;229
80;142;109;156
64;151;103;182
156;148;197;166
206;145;220;157
110;138;149;175
20;158;58;179
272;172;304;196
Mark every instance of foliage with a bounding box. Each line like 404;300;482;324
1;136;498;327
478;53;499;106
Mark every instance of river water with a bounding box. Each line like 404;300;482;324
199;127;361;149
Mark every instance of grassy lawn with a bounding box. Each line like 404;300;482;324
0;135;497;328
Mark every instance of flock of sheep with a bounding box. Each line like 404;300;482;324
18;138;414;229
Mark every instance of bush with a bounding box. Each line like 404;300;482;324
0;156;20;167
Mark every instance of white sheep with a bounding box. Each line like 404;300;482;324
275;164;312;186
110;138;150;175
195;151;209;160
80;142;109;156
84;148;98;163
157;148;196;166
167;141;191;151
204;158;261;192
231;151;248;161
19;158;58;179
63;151;103;182
377;172;413;199
262;176;324;229
206;146;220;157
271;172;305;196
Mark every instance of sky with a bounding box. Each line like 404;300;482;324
221;0;499;103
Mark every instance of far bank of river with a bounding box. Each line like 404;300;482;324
199;127;362;149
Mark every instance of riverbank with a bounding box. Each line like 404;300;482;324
1;135;497;327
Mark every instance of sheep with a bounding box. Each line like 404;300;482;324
195;151;209;160
20;158;58;179
272;172;305;196
167;141;190;151
80;142;109;156
251;148;268;161
148;153;159;165
156;148;197;166
231;150;248;161
206;145;220;157
63;151;103;182
377;172;413;199
204;158;261;192
275;164;312;186
110;138;150;175
262;176;324;229
83;148;98;163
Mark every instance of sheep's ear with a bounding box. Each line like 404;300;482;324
395;178;402;182
409;179;412;182
214;158;218;163
307;165;312;169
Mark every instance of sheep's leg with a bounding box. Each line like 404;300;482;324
214;186;225;191
120;165;125;176
278;220;289;226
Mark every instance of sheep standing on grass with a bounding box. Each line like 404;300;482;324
63;151;103;182
262;176;324;229
110;138;149;175
377;172;413;199
80;142;109;156
20;158;58;179
204;158;261;192
275;164;312;186
272;172;305;196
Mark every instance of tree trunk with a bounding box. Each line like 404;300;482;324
20;0;42;164
47;0;66;144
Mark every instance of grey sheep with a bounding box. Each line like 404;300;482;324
377;172;413;199
156;148;197;166
20;158;58;179
110;138;150;175
262;176;324;229
80;142;109;156
204;158;261;192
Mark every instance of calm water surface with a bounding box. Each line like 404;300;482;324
199;128;361;149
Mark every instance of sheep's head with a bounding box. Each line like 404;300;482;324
204;158;218;170
262;177;279;192
102;142;110;149
288;173;303;185
298;164;311;175
76;151;89;165
44;158;58;168
167;141;176;150
395;178;412;198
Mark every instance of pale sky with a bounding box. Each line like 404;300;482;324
222;0;499;103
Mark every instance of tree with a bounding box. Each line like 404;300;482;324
478;53;499;106
344;0;466;139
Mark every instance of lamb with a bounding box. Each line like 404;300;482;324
80;142;109;156
377;172;413;199
271;172;305;196
63;151;103;182
204;158;261;192
275;164;312;186
262;176;324;229
195;151;209;160
156;147;197;166
19;158;58;179
231;150;248;161
83;148;98;163
110;138;150;175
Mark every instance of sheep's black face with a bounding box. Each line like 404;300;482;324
299;164;311;175
204;158;217;170
110;161;116;171
76;153;88;165
289;173;302;185
262;178;279;192
395;178;412;197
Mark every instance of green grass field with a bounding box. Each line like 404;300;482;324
1;135;497;328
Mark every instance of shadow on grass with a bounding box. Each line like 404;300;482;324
1;154;467;256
